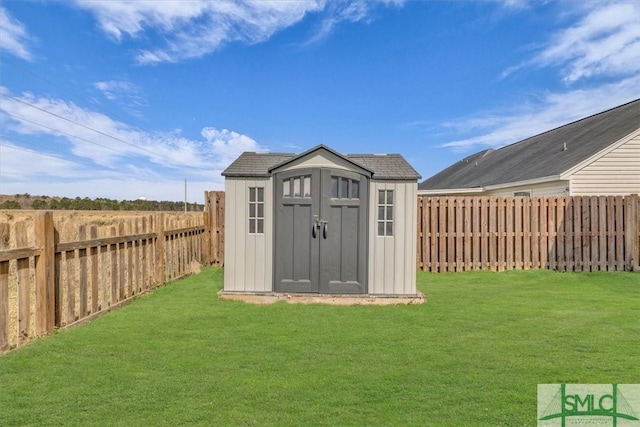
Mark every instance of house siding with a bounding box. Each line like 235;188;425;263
223;177;273;292
484;181;569;196
368;181;417;295
569;133;640;195
419;181;568;197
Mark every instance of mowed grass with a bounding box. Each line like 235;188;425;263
1;268;638;426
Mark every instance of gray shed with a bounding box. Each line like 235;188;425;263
221;145;421;296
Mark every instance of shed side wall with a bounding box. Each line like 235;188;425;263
570;134;640;195
368;181;417;295
224;177;273;292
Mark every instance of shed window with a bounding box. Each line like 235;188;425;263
377;190;393;236
249;187;264;234
331;177;360;199
283;175;311;198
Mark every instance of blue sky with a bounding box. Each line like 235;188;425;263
1;0;638;202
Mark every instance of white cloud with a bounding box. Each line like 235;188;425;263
0;89;219;169
506;2;640;83
0;142;88;179
0;90;261;199
303;0;404;45
0;166;221;201
70;0;321;63
0;7;33;60
0;138;223;200
94;80;143;101
441;75;640;151
443;2;640;153
202;127;266;168
93;80;148;118
69;0;405;64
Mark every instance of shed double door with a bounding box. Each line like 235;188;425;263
274;168;368;294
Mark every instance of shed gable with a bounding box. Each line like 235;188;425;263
269;145;373;177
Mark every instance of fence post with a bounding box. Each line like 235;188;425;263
625;194;639;271
155;213;165;284
210;191;225;266
35;211;55;335
0;223;10;351
203;191;212;266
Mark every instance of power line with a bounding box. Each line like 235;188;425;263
1;58;146;135
0;91;159;156
1;110;133;157
0;135;102;168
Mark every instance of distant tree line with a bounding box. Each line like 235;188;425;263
0;194;204;211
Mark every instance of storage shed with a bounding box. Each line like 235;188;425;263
221;144;421;297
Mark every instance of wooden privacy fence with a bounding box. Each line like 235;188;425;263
417;195;640;272
0;197;225;353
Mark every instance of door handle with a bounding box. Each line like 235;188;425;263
312;215;319;238
314;218;328;239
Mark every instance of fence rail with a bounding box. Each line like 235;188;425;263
417;195;640;272
0;193;225;353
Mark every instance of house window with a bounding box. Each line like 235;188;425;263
514;191;531;197
377;190;393;236
249;187;264;234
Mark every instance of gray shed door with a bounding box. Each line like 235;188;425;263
274;168;368;294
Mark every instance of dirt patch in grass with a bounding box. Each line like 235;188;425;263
217;290;426;305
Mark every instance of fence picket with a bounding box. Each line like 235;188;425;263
65;223;76;325
0;223;9;352
547;198;556;270
90;226;99;314
430;198;438;271
532;197;541;269
438;198;446;272
118;223;126;301
16;222;30;344
78;225;88;318
126;221;134;297
589;197;597;271
522;197;531;269
598;196;607;271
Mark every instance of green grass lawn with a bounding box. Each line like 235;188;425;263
1;268;638;426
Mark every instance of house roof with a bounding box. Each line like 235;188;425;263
223;145;421;180
419;98;640;191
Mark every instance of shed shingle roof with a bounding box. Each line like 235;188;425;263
419;99;640;191
222;146;420;180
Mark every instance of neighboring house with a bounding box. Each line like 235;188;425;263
221;144;421;296
419;99;640;196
